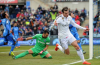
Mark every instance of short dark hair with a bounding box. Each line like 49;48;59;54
2;12;6;18
43;30;49;34
62;7;68;13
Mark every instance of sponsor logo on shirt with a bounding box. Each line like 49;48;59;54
62;17;64;21
38;40;45;44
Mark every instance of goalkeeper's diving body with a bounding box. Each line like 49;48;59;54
11;30;52;59
50;7;91;64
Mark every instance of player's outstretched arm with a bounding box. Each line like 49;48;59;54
70;19;86;30
25;37;33;40
17;37;33;41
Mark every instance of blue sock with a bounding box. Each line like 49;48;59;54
9;45;15;54
16;42;20;47
78;43;83;51
18;43;20;47
16;42;18;46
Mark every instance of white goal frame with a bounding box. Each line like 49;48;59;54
89;0;93;59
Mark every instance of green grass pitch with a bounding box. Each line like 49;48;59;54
0;45;100;65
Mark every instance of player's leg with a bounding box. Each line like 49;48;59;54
18;43;20;48
40;51;52;59
75;33;86;54
8;34;16;55
55;38;70;54
11;49;33;59
3;36;8;45
70;37;91;64
15;42;18;48
45;53;52;59
15;41;20;48
75;33;83;50
15;36;20;48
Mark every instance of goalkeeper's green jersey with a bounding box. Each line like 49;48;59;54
32;34;50;51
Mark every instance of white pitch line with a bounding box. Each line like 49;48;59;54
0;50;79;53
95;56;100;59
0;50;27;53
62;59;91;65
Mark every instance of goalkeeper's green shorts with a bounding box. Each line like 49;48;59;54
31;47;49;58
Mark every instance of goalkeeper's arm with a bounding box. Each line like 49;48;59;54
38;45;49;54
23;37;33;41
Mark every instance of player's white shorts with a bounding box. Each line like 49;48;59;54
59;35;76;50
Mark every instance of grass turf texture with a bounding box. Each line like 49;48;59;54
0;45;99;65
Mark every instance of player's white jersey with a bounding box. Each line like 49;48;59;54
55;14;86;39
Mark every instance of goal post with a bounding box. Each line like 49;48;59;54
89;0;93;59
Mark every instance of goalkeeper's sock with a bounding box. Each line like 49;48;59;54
15;51;29;59
57;44;64;53
9;45;15;54
47;56;52;59
77;49;85;62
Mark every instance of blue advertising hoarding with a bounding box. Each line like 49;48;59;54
0;37;36;46
0;36;100;46
50;35;100;45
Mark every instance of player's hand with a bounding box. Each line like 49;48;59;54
38;51;44;54
54;20;57;26
85;28;89;31
17;37;24;41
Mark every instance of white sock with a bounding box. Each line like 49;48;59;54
57;45;64;53
77;49;85;62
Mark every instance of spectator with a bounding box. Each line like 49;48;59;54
75;8;79;14
22;5;26;12
20;13;24;17
53;3;58;10
9;5;14;19
76;19;80;25
27;6;31;13
5;4;9;14
16;12;21;18
38;5;42;11
80;10;86;20
33;26;37;35
50;9;57;20
15;5;20;16
0;6;3;12
36;15;41;21
83;8;87;16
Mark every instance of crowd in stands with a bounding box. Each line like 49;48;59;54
93;10;100;34
0;4;87;36
83;10;100;37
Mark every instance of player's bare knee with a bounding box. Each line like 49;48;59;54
76;46;80;50
65;50;70;55
28;49;33;54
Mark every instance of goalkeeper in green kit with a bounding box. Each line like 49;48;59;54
11;30;52;59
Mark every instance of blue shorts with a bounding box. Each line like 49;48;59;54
4;34;16;45
71;31;80;40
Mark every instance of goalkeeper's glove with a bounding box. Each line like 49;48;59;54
23;38;26;41
38;50;45;54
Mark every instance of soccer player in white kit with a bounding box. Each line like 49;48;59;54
50;7;91;64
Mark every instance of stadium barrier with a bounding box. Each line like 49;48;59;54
0;35;100;46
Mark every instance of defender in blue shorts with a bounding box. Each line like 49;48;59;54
69;12;86;54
